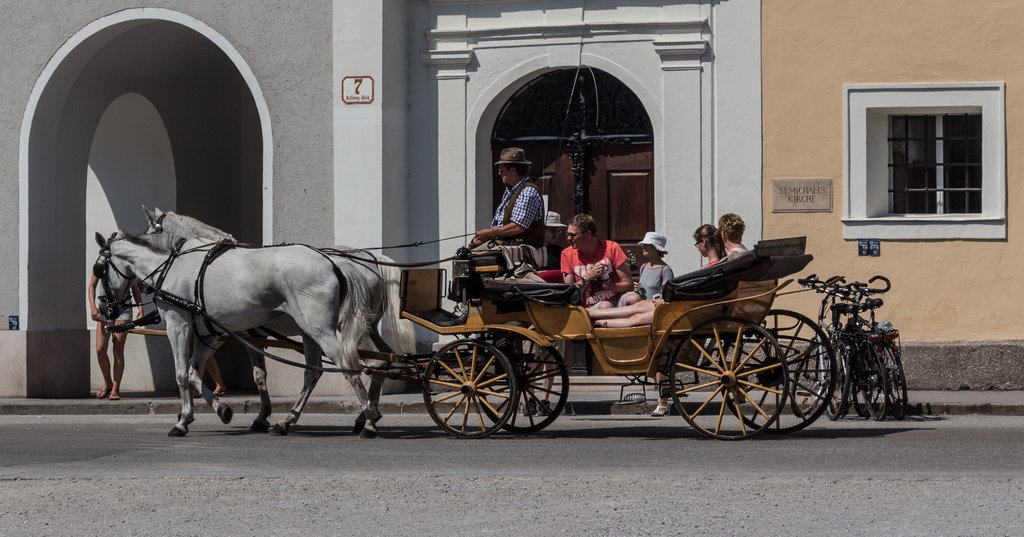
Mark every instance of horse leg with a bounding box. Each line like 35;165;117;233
194;341;233;425
246;348;272;433
269;335;323;436
166;317;196;437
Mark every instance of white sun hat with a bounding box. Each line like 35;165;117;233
638;231;668;253
545;211;566;228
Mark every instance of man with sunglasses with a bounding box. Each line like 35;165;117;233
470;147;545;248
561;213;633;309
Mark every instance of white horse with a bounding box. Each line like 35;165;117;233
141;206;415;435
95;230;390;438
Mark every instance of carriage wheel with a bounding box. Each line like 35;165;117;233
759;310;836;434
668;317;788;440
496;337;569;434
422;339;517;438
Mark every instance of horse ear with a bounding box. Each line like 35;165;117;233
94;232;106;247
143;204;156;224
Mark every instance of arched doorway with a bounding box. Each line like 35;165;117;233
491;67;654;266
20;10;268;396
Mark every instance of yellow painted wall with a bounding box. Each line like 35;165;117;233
762;0;1024;342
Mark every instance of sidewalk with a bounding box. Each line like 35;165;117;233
2;384;1023;417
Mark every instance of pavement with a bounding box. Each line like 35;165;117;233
2;377;1023;417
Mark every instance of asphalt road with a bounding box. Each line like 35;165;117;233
1;413;1023;536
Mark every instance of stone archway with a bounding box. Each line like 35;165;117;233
491;67;655;267
18;9;270;396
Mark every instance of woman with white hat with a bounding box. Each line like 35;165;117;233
623;231;674;305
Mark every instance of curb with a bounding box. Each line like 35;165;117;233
2;399;1023;417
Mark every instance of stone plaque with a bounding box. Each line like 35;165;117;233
772;178;832;213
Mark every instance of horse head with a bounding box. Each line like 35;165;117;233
93;231;136;321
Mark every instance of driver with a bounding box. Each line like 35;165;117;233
470;147;545;248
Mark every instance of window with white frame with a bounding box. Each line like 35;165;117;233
844;83;1005;240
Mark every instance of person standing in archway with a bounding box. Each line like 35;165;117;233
470;147;545;248
88;273;142;400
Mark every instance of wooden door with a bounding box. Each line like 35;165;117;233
492;143;654;270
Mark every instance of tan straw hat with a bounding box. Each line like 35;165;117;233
494;147;531;165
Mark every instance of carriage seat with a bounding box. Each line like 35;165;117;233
661;237;813;302
480;278;581;307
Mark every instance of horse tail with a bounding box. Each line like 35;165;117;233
377;258;416;355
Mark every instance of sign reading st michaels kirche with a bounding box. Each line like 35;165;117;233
341;76;374;104
772;178;832;213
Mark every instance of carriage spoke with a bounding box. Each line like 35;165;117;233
438;360;466;383
443;394;468;423
477;388;510;399
714;394;728;435
432;390;464;404
735;360;783;379
675;379;721;396
735;385;772;421
461;397;472;432
476;372;508;389
737;378;783;396
472;397;487;432
697;333;725;375
730;394;747;436
735;335;767;371
428;379;463;390
729;326;744;370
674;362;718;377
690;385;725;418
470;346;479;381
473;357;496;384
477;395;503;418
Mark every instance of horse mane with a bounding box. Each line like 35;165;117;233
122;231;185;255
159;210;236;242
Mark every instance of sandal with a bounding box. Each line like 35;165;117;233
650;403;670;417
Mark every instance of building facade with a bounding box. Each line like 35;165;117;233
762;0;1024;389
0;0;1016;397
0;0;761;396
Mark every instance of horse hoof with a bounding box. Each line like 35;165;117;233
167;426;188;437
249;421;270;433
269;424;289;436
217;404;234;425
359;424;378;439
352;415;366;435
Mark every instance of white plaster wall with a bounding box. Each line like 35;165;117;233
332;0;409;254
85;92;176;320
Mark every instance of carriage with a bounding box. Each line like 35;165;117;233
102;209;834;440
360;237;836;440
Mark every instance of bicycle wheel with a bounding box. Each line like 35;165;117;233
826;341;852;421
761;310;837;433
422;339;517;438
853;346;889;421
497;336;569;434
669;317;788;440
879;344;908;420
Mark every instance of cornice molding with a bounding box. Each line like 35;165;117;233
427;19;706;46
420;49;475;80
653;39;707;71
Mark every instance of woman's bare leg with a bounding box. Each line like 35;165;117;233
109;326;128;400
95;323;113;399
589;301;655;320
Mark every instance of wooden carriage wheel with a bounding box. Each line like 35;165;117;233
758;309;836;434
494;335;570;434
668;317;789;440
422;339;518;438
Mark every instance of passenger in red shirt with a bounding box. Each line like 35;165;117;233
560;214;633;309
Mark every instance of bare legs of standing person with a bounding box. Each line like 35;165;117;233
95;321;127;400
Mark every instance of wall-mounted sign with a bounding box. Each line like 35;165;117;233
772;178;832;212
341;76;374;104
6;315;18;330
858;239;881;257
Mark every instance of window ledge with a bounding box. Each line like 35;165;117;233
842;217;1005;240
